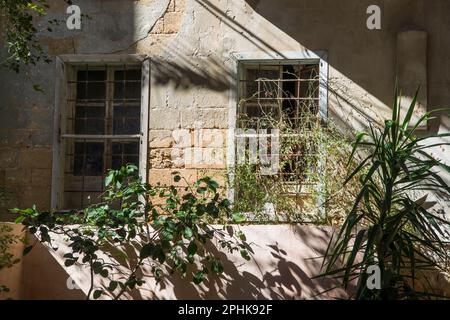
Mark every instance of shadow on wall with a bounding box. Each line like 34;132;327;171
243;0;450;132
122;225;348;300
151;50;234;93
18;225;349;300
20;238;85;299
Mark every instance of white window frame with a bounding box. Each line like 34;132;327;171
51;54;150;210
227;50;329;216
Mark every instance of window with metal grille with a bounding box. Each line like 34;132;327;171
236;61;321;214
61;65;142;209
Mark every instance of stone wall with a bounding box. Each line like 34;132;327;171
0;0;449;217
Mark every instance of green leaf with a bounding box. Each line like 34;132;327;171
14;215;25;224
64;259;76;267
100;269;109;278
211;259;224;274
108;281;118;291
183;226;193;239
197;187;207;194
154;267;163;280
402;87;420;131
232;213;246;223
193;271;205;284
104;173;113;187
93;289;103;300
32;84;44;92
139;243;156;260
23;245;33;256
188;241;197;257
40;233;51;243
240;249;251;261
92;262;103;274
236;231;246;241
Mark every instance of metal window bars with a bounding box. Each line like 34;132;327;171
236;62;321;212
62;64;142;209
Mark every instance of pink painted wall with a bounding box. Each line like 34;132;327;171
12;224;349;300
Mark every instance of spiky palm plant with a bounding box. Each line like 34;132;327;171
320;86;450;299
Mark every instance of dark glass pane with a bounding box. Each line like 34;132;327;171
111;142;139;169
73;142;104;176
111;156;123;170
113;105;140;134
113;118;140;134
76;70;106;101
123;143;139;155
245;68;279;99
112;143;122;155
124;155;139;166
114;69;141;81
75;106;105;118
114;82;141;100
113;105;140;118
114;69;141;100
74;106;105;134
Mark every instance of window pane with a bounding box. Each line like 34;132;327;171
74;105;105;134
113;69;142;134
114;69;141;100
245;68;279;99
111;142;139;170
236;62;321;208
73;142;104;176
63;65;143;210
113;105;140;134
76;70;107;101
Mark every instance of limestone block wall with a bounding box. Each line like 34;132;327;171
0;0;449;217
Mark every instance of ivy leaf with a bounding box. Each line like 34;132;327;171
236;231;246;241
40;233;51;243
219;199;231;209
154;267;163;280
197;187;207;194
206;203;219;217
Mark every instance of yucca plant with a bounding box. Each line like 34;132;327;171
320;86;450;299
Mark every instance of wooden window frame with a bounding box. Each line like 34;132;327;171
227;50;329;217
51;55;150;210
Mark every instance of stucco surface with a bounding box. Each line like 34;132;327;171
17;225;348;300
